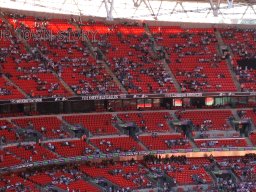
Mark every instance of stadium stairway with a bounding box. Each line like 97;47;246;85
160;58;182;92
231;109;241;121
42;185;66;192
51;70;76;96
215;29;241;91
61;116;93;137
169;111;179;121
225;54;241;91
2;74;28;98
55;116;77;138
133;134;149;151
230;169;242;183
80;175;104;192
188;138;198;149
250;119;256;131
231;109;254;145
245;137;253;147
72;21;128;94
214;30;225;46
89;176;120;191
144;24;181;92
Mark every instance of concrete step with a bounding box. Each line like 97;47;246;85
215;29;241;91
52;72;76;96
43;185;66;192
96;59;128;93
136;138;149;151
169;110;179;121
214;30;225;46
188;138;198;149
245;137;253;147
81;177;105;192
226;57;241;91
161;58;182;92
231;109;240;121
55;116;76;138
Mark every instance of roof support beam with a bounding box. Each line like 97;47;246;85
104;0;114;21
209;0;220;16
227;0;233;8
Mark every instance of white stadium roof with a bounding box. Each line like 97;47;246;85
0;0;256;24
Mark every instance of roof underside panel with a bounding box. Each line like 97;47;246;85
0;0;256;24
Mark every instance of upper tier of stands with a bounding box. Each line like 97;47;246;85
4;16;256;100
6;16;121;97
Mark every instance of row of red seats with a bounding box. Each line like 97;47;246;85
90;136;143;153
145;157;213;185
220;28;256;91
13;116;70;139
80;162;151;189
118;112;172;132
194;138;248;148
28;169;100;191
63;114;118;135
139;134;191;150
98;25;177;94
177;110;232;130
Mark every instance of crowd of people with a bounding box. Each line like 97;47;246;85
98;27;175;94
221;28;256;92
164;138;189;148
2;13;256;192
1;14;123;97
3;149;256;191
221;28;256;60
153;29;233;92
233;64;256;92
1;13;256;98
98;139;137;153
1;14;256;97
